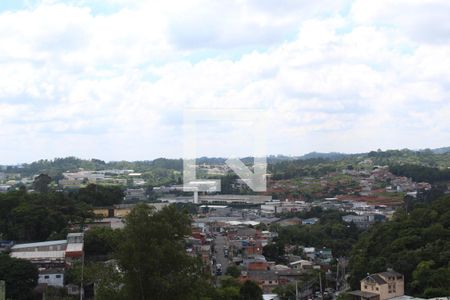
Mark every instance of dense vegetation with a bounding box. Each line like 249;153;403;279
4;157;183;187
269;158;339;180
74;184;124;207
349;195;450;297
268;208;362;259
0;254;38;300
2;149;449;191
0;190;93;241
389;164;450;183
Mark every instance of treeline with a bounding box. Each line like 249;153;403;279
6;157;107;177
6;157;183;177
269;158;338;180
0;183;125;242
72;184;124;207
368;149;450;168
389;164;450;183
0;190;93;241
349;195;450;297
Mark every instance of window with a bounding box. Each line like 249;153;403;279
56;275;62;278
376;287;379;291
364;285;367;289
44;275;49;279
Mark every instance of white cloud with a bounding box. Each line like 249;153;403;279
0;0;449;163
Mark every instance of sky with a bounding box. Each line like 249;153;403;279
0;0;449;164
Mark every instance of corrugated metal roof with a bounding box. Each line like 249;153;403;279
11;240;67;250
365;274;387;285
11;251;65;259
67;233;83;237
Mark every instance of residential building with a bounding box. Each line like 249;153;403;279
199;194;272;205
124;188;147;202
0;185;11;192
65;233;84;259
302;217;319;225
290;259;313;270
38;269;64;287
10;240;67;267
274;217;302;227
349;271;405;300
10;233;84;267
0;240;14;253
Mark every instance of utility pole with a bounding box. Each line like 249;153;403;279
319;272;323;300
336;258;340;292
296;280;299;300
343;259;346;290
0;280;5;300
80;252;84;300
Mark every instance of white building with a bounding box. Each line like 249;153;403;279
10;240;67;265
38;269;64;287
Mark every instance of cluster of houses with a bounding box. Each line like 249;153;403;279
189;213;449;299
187;198;432;298
190;214;337;296
267;164;435;203
0;171;34;192
59;170;144;189
0;233;85;297
0;169;148;193
1;162;448;299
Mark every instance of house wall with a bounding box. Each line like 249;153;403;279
247;262;268;271
378;275;404;299
361;280;380;295
361;276;404;300
93;208;109;217
38;273;64;287
114;208;132;217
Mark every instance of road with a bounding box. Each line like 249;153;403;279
214;234;229;277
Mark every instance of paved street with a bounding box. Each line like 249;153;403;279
214;234;229;277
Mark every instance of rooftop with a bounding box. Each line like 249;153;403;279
39;268;65;275
364;274;387;285
11;240;67;250
348;291;380;299
378;271;403;278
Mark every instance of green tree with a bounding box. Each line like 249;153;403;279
33;173;52;193
273;283;297;300
76;184;124;207
262;243;285;264
115;204;211;300
214;276;242;300
239;280;263;300
84;227;120;257
349;196;450;296
225;265;241;278
0;254;38;300
66;261;125;300
0;191;93;241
